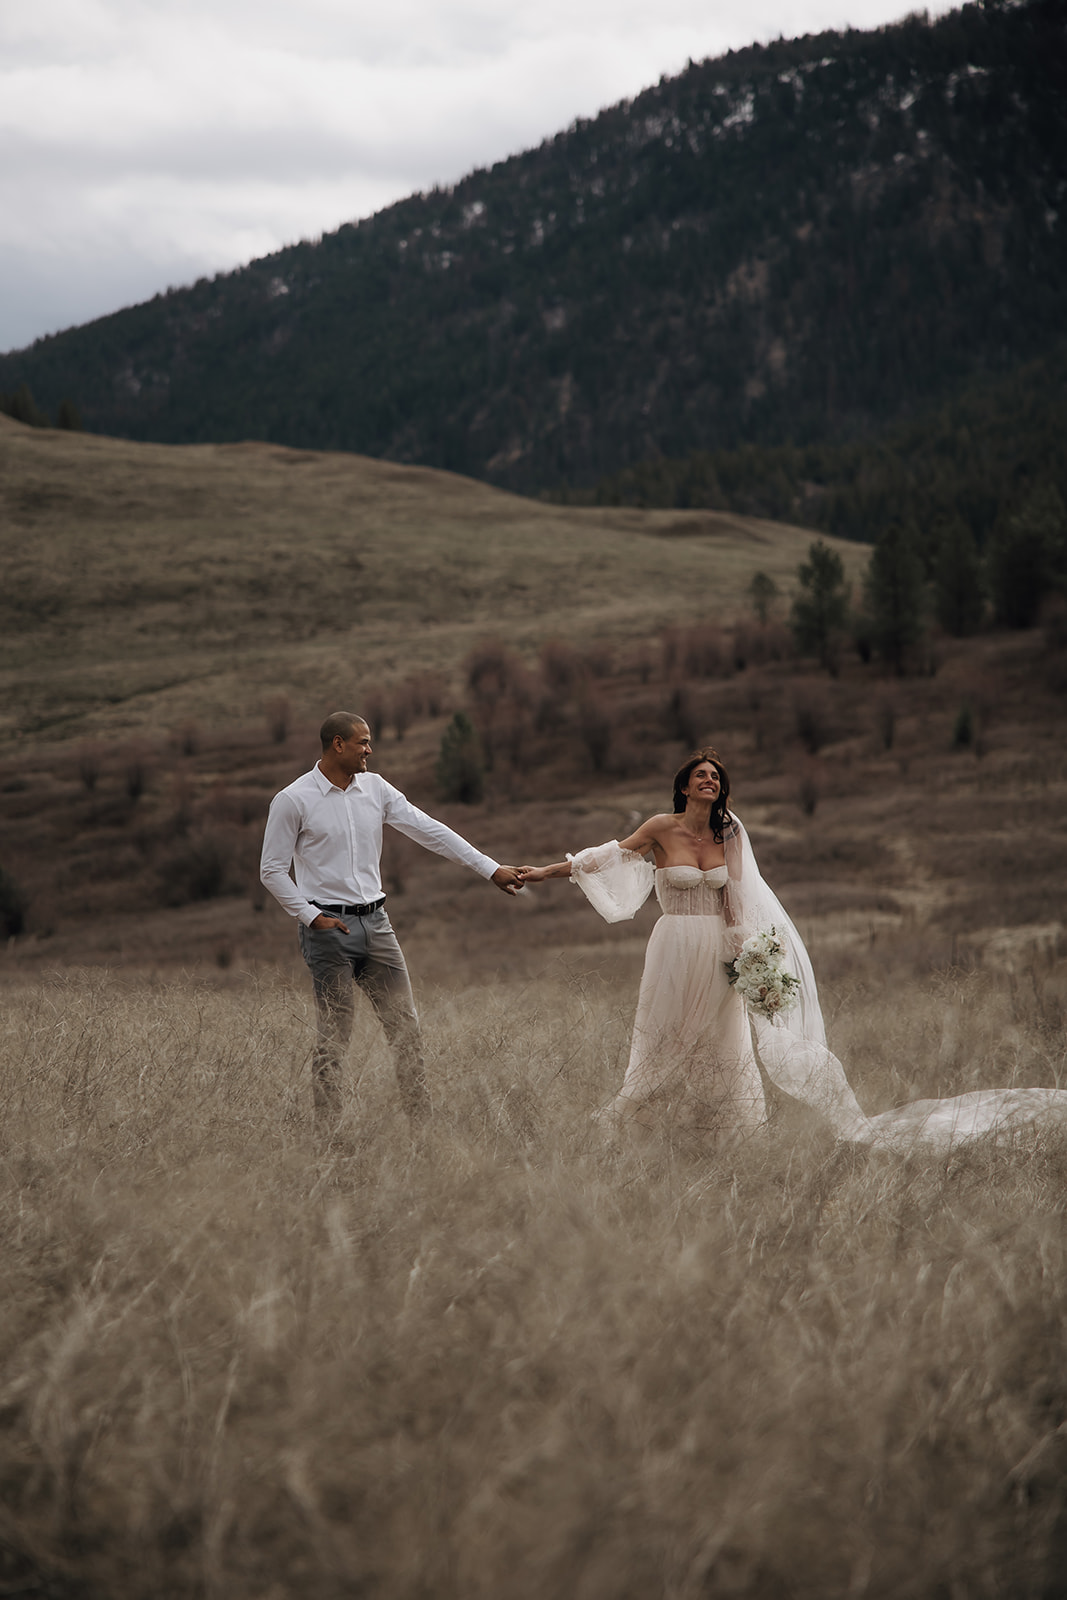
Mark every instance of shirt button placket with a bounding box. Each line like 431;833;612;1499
348;790;358;889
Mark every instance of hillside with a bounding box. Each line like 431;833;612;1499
1;1;1064;500
2;414;1066;992
0;412;867;743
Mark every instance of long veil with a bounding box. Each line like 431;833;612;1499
568;822;1067;1154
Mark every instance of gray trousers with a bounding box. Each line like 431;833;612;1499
298;907;429;1123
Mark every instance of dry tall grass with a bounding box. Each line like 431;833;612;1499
2;956;1065;1599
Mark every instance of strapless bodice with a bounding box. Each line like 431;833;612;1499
655;864;727;916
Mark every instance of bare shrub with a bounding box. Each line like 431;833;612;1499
798;761;821;815
632;642;656;685
167;774;192;838
662;625;728;680
577;693;613;773
363;691;388;742
465;643;537;771
156;830;235;904
661;627;681;678
731;621;757;672
392;685;415;742
265;694;290;745
666;684;700;746
953;675;995;755
467;639;525;701
792;687;830;755
0;863;27;937
77;743;102;793
1042;595;1067;654
499;704;536;772
124;747;152;802
952;703;976;750
762;621;794;662
734;621;793;670
533;688;557;735
423;672;448;718
538;638;585;695
407;670;448;719
875;690;897;751
581;642;613;680
177;718;200;757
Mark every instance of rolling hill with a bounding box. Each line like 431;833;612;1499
0;411;867;743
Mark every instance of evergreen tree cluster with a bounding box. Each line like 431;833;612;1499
581;343;1067;544
0;384;81;431
789;477;1067;678
0;1;1062;506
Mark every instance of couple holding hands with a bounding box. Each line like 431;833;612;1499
261;710;1067;1154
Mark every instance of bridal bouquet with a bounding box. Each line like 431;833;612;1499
726;928;800;1020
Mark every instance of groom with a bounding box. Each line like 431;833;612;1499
260;710;522;1126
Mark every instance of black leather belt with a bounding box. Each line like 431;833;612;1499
312;898;385;917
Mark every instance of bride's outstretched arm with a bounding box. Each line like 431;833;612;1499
518;818;660;885
516;860;572;883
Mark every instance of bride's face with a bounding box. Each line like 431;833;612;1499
684;762;721;802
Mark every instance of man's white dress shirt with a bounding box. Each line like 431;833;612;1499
260;764;500;926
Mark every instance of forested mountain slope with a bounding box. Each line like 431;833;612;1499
2;0;1064;496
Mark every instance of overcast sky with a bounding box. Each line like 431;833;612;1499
1;0;959;355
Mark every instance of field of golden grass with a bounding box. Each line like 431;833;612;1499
2;416;1066;1596
1;960;1065;1599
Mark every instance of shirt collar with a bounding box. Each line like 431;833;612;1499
312;761;363;795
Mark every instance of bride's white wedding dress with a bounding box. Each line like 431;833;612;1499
568;823;1067;1153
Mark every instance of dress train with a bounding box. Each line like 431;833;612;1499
568;834;1067;1154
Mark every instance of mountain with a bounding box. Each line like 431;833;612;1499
1;0;1064;498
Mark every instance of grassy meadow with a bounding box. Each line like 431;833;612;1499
1;961;1066;1599
2;416;1067;1596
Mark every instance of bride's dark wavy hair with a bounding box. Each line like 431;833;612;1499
672;748;731;841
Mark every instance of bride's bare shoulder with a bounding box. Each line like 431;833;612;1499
618;812;677;853
641;812;681;841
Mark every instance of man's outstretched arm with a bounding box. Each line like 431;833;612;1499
383;786;522;895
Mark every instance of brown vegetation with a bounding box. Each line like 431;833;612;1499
1;420;1066;1596
0;964;1065;1599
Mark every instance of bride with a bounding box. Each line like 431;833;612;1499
518;749;1067;1153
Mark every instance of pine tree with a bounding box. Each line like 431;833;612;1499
0;864;27;938
0;384;49;428
932;515;985;636
863;522;927;673
989;483;1067;628
790;541;849;673
436;712;485;804
748;570;779;623
56;398;83;431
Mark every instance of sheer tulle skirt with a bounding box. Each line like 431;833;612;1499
607;914;766;1139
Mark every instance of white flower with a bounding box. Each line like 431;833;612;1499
726;927;800;1021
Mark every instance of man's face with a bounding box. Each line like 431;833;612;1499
336;723;373;777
